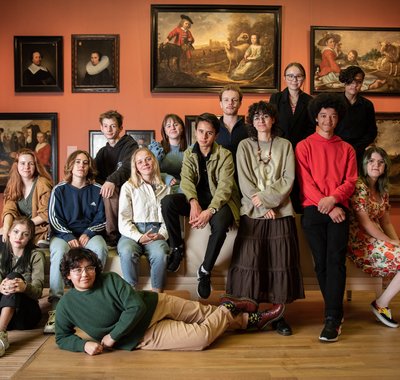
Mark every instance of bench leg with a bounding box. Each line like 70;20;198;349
346;290;352;301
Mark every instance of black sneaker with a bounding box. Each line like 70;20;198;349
197;267;211;299
319;317;341;343
167;247;184;272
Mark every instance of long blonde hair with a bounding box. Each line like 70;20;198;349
129;147;163;188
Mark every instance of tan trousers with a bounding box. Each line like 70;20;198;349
137;293;248;351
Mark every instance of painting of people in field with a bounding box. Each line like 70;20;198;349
151;5;281;93
311;27;400;95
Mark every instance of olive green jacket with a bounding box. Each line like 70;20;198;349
180;143;240;225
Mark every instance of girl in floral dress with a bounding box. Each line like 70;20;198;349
348;147;400;328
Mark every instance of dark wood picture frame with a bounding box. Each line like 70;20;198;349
72;34;120;93
311;26;400;95
0;113;58;192
14;36;63;92
126;130;155;148
375;113;400;201
151;5;282;93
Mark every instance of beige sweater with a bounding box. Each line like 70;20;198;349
236;137;295;219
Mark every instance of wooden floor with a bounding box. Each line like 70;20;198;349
12;291;400;380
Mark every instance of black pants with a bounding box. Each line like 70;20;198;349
301;206;348;321
0;272;42;330
161;193;233;273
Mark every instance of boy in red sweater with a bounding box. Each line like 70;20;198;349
295;93;358;343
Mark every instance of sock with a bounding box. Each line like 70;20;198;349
247;312;261;328
221;301;237;314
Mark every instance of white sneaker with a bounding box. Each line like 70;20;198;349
0;331;9;356
44;310;56;334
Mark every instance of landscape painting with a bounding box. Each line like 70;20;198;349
151;5;281;93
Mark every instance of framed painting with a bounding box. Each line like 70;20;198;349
311;26;400;95
14;36;63;92
185;114;244;145
0;113;58;192
126;130;155;148
88;130;108;158
72;34;120;93
375;113;400;201
151;5;282;93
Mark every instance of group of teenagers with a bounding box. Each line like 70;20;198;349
1;62;399;357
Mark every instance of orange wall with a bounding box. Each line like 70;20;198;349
1;0;400;224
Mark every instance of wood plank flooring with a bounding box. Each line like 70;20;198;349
13;291;400;380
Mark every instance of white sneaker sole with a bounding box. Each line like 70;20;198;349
371;305;399;328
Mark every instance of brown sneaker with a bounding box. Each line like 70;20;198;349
258;304;285;330
220;294;259;313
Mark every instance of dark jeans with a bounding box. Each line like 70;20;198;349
0;272;42;330
301;206;349;321
161;193;233;273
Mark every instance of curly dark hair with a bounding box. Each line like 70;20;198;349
60;248;103;288
195;113;220;134
246;101;279;140
339;65;365;84
308;93;347;126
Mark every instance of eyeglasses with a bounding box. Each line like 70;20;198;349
70;265;96;275
285;74;304;81
253;114;269;122
367;159;385;166
347;80;363;86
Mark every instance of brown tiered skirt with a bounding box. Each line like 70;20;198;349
226;215;305;304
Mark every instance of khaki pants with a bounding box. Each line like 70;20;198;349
137;293;248;351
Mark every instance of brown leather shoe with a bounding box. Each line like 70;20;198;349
220;294;259;313
258;304;285;330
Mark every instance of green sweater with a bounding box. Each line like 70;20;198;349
55;272;158;352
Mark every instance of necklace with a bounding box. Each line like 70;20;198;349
257;138;273;165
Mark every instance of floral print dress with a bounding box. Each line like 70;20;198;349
348;179;400;277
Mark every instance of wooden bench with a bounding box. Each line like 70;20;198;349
42;215;382;300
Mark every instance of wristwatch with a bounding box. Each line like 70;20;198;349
208;207;217;215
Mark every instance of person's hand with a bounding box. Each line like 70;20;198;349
1;227;8;243
84;341;104;356
328;207;346;223
139;231;165;245
79;234;90;247
190;210;213;229
100;181;116;199
12;278;27;293
1;279;12;295
189;199;202;224
264;209;276;219
318;196;336;214
169;178;177;186
68;239;80;248
101;334;116;349
251;194;263;208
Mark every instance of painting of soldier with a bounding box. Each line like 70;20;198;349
311;27;400;95
151;5;281;93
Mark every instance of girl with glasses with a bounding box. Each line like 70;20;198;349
226;101;304;337
269;62;314;212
